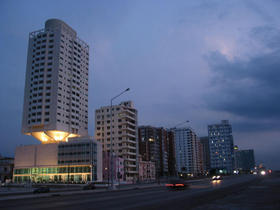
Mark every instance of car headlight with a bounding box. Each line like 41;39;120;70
260;171;266;175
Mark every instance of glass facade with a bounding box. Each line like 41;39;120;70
208;120;234;173
13;166;92;183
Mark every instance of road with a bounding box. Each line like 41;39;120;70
0;174;279;210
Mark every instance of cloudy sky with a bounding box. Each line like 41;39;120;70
0;0;279;169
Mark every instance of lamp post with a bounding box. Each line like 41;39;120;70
110;88;130;189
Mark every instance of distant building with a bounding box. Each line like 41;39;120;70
197;140;204;174
199;136;211;172
138;126;175;178
94;101;138;181
22;19;89;144
208;120;234;173
138;155;156;182
102;151;124;183
167;131;177;176
174;128;201;176
234;149;255;171
13;137;102;183
0;156;14;182
138;126;161;178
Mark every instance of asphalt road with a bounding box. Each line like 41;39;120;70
0;174;279;210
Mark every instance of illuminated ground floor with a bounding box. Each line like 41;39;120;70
13;165;94;183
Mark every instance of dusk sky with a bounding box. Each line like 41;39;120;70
0;0;279;169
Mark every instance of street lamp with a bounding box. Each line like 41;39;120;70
110;88;130;189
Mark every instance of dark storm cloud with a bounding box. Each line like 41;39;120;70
206;25;280;123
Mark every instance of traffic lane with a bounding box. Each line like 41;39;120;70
131;176;260;210
0;176;257;210
194;174;280;210
0;187;169;210
0;187;200;210
190;175;256;191
0;176;254;210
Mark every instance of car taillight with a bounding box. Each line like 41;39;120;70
166;184;174;187
175;184;184;187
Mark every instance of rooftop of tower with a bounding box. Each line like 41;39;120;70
45;18;77;37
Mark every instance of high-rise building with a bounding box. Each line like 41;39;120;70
208;120;234;173
199;136;211;172
174;128;201;176
234;149;255;171
22;19;89;143
138;126;160;177
167;131;177;176
138;126;175;178
197;140;204;175
94;101;138;181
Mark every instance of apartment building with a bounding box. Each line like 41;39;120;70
138;126;175;177
208;120;234;173
199;136;211;173
174;128;201;176
94;101;138;181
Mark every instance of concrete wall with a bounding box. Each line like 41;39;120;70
14;144;58;168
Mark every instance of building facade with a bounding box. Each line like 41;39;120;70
208;120;234;173
138;126;175;178
102;151;124;183
94;101;138;181
197;140;204;175
0;156;14;182
138;156;156;182
199;136;211;173
174;128;201;176
22;19;89;143
234;149;255;171
13;137;102;183
167;131;177;176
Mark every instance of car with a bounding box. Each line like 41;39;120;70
260;170;266;176
165;178;188;190
83;182;96;190
212;175;223;181
33;186;50;193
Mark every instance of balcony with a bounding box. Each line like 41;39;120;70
126;157;136;162
122;145;136;150
121;133;136;139
126;151;136;156
121;109;136;116
121;127;136;133
120;120;135;127
123;115;136;122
